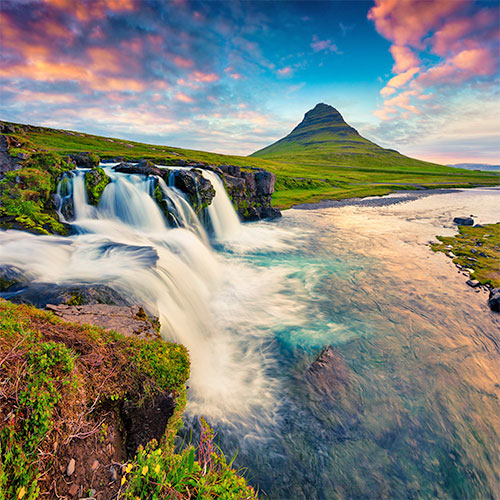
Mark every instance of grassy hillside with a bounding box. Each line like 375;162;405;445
2;119;499;209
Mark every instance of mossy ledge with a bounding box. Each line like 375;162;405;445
0;299;257;499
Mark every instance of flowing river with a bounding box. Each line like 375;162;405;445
0;167;499;499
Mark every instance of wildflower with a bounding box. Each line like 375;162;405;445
142;465;148;475
18;487;26;499
155;464;160;473
121;477;126;485
125;463;133;473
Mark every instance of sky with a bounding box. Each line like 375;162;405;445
1;0;499;164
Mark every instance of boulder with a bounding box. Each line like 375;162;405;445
69;152;100;169
172;169;216;214
255;170;276;196
85;167;111;205
113;161;163;177
453;217;474;226
488;288;500;312
466;279;480;288
0;265;26;291
0;135;19;173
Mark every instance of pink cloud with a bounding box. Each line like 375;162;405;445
191;71;219;83
386;66;419;89
277;66;293;77
390;45;419;73
380;86;397;98
175;92;194;103
173;56;194;68
311;35;339;53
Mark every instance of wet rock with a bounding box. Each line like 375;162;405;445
304;345;350;397
453;216;474;226
488;288;500;312
66;458;76;476
0;265;26;291
121;392;176;457
46;303;160;338
113;161;164;177
172;169;216;214
3;283;129;308
69;152;99;169
85;167;111;205
466;279;480;288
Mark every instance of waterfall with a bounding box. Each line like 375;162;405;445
0;164;278;427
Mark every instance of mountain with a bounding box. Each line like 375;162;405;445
448;163;500;172
251;103;438;171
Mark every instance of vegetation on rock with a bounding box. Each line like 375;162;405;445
84;167;111;206
431;223;500;288
0;299;256;499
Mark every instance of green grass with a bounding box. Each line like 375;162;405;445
2;120;499;209
431;223;500;288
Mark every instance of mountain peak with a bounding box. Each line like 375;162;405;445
297;103;348;131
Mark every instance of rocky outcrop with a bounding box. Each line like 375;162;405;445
219;165;281;220
85;167;111;205
488;288;500;312
0;134;20;174
171;169;216;214
69;152;100;169
46;303;160;339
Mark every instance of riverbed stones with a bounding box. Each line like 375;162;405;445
453;216;474;226
466;279;480;288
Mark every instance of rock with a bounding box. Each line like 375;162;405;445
4;283;129;308
110;466;118;482
172;169;216;214
68;152;99;169
466;279;480;288
0;134;19;173
113;161;163;177
121;392;176;457
68;483;79;496
46;303;160;338
453;217;474;226
488;288;500;312
254;170;276;196
66;458;76;476
85;167;111;205
0;265;26;291
91;459;99;471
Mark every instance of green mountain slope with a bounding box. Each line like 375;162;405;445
251;103;452;172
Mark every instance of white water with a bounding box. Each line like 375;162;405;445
0;165;291;428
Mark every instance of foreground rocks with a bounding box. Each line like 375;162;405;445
488;288;500;312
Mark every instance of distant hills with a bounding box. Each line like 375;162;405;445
448;163;500;172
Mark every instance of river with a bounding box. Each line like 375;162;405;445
0;169;499;499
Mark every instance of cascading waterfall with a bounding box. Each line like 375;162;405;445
0;164;281;428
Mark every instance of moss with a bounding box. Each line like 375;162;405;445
0;299;191;499
84;167;111;205
431;223;500;288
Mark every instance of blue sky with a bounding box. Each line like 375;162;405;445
1;0;499;164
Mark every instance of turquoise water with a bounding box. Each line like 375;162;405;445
198;188;500;499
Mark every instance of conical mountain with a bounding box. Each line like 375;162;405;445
251;103;424;169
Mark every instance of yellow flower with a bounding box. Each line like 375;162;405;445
121;477;126;485
155;464;160;473
18;487;26;499
141;465;148;475
125;463;133;473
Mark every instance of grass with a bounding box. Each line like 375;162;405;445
1;120;499;209
0;299;256;499
431;223;500;288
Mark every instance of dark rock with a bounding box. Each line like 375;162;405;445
69;152;99;169
46;304;160;339
453;217;474;226
121;392;176;457
0;135;19;173
466;279;480;288
255;170;275;196
0;122;16;134
2;283;130;308
113;161;163;177
220;164;241;177
172;169;216;214
304;345;350;397
0;265;26;291
488;288;500;312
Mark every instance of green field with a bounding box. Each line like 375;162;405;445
2;114;499;209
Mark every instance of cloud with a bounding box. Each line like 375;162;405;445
310;35;340;54
386;66;419;89
277;66;293;77
175;92;195;103
389;45;419;73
